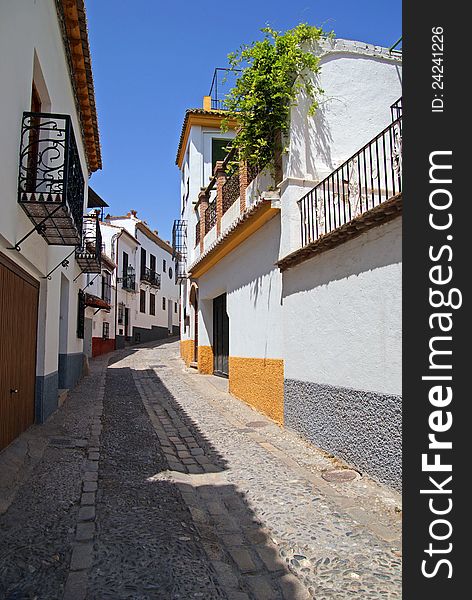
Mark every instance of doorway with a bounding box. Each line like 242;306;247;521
213;293;229;377
0;255;39;450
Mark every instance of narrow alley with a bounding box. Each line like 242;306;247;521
0;340;402;600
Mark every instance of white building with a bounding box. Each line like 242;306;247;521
174;39;402;489
0;0;102;450
101;212;180;347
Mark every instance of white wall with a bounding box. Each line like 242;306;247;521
282;217;402;396
0;0;91;379
280;39;402;259
198;216;283;359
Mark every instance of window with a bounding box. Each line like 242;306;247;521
118;303;124;324
141;248;147;278
150;254;156;273
163;259;167;273
212;138;232;173
150;293;156;315
174;301;178;314
102;271;112;304
169;267;173;279
140;289;146;313
162;297;166;311
122;251;129;278
103;322;110;339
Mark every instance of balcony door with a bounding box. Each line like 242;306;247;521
213;293;229;378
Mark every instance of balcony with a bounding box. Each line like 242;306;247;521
172;220;187;282
17;112;84;246
208;68;241;111
141;266;161;288
204;201;217;234
298;111;402;248
122;266;136;291
75;213;102;273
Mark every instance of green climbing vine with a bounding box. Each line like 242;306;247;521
222;23;331;171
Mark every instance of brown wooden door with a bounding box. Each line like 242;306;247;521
0;255;39;450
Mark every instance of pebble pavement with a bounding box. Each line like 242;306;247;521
0;338;402;599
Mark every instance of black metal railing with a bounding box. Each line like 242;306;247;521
141;266;161;288
122;266;136;291
298;115;402;248
172;219;187;282
195;221;201;247
209;68;241;110
222;170;240;214
17;112;85;245
390;97;402;121
247;162;261;187
205;201;217;233
75;213;102;273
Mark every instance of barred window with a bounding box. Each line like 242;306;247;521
140;289;146;313
150;293;156;316
102;322;110;339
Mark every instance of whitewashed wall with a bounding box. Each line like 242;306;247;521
280;39;402;259
283;217;402;395
198;216;283;359
0;0;90;383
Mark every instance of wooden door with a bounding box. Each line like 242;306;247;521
213;294;229;377
0;254;39;450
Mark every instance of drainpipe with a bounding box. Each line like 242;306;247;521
112;230;123;350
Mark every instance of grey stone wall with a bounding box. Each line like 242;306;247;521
284;379;402;490
132;325;171;344
35;371;58;423
58;353;84;390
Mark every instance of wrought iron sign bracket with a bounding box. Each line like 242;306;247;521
42;247;77;280
7;205;62;252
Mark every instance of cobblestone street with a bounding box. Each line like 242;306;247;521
0;339;402;599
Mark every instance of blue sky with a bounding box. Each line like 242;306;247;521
87;1;401;242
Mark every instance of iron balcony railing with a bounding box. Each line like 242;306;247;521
209;68;241;111
390;97;402;121
204;201;217;234
122;266;136;291
195;221;201;247
222;170;240;214
172;219;188;282
17;112;85;246
141;266;161;288
75;213;102;273
298;114;402;248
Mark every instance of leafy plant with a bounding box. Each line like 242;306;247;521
222;23;329;172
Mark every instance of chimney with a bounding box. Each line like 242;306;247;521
130;209;137;217
203;95;211;111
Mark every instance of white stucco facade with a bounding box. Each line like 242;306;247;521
100;215;179;345
198;216;283;360
283;217;402;396
0;0;101;428
174;39;402;487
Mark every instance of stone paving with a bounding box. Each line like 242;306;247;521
0;338;402;599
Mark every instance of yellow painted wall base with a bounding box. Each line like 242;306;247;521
229;357;284;425
180;339;195;366
198;346;214;374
